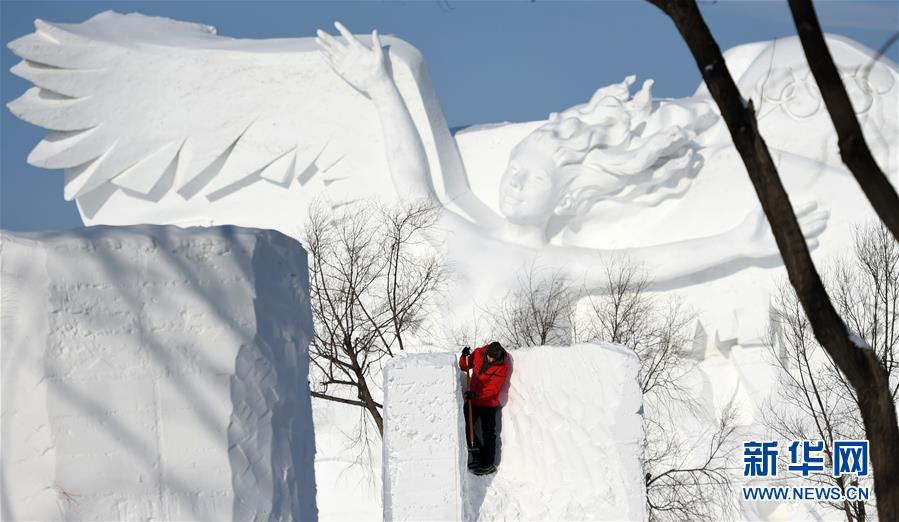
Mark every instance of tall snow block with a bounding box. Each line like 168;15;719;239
0;225;317;521
383;344;645;521
382;353;465;521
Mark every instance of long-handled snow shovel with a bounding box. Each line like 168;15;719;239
465;354;475;448
465;353;481;468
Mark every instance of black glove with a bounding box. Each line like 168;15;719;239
461;346;471;357
464;390;476;400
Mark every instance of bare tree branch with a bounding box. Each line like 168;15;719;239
310;391;368;408
787;0;899;242
484;264;576;349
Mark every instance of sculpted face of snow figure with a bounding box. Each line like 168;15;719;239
316;21;829;287
498;145;560;227
494;105;700;244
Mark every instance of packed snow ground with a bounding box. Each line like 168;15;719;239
0;225;317;521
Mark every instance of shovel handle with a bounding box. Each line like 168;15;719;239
465;354;475;447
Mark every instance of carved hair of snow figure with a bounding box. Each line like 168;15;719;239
316;21;829;289
499;75;715;230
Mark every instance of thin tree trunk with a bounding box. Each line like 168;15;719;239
787;0;899;242
358;377;384;435
647;1;899;517
344;337;385;436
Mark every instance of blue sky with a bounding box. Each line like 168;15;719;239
2;0;897;231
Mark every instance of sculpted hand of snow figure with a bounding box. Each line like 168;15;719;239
315;22;828;294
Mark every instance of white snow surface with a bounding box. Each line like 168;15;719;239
382;344;645;521
0;225;317;521
382;353;465;521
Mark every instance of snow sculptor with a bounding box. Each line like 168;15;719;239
459;342;510;476
316;22;829;297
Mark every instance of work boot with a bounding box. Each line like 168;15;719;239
471;464;496;475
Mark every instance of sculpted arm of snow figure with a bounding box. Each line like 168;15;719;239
316;23;504;230
317;23;432;201
477;199;828;288
558;201;829;287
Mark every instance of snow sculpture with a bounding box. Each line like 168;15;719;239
6;12;897;343
382;345;645;521
0;225;317;521
315;23;832;313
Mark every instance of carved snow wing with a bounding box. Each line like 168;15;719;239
7;11;456;227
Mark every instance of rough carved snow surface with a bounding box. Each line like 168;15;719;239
382;345;645;521
0;225;317;521
382;353;465;521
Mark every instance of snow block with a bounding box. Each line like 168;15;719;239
382;353;465;521
382;344;645;521
0;225;317;521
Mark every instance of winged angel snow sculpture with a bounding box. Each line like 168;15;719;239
7;12;849;298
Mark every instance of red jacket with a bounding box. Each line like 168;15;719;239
459;345;509;407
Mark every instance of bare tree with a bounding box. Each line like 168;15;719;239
766;283;871;521
647;1;899;514
304;200;444;435
485;264;577;348
585;260;654;352
582;258;737;521
583;260;696;401
765;223;899;520
833;224;899;395
643;401;739;522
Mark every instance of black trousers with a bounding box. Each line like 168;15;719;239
464;404;498;467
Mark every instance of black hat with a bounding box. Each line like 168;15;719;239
486;341;505;359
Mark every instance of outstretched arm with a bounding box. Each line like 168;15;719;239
555;201;829;288
317;23;506;230
316;23;436;202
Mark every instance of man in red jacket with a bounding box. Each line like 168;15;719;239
460;341;509;475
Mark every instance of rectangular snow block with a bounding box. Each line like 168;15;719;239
382;344;646;521
382;353;465;521
0;225;317;521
